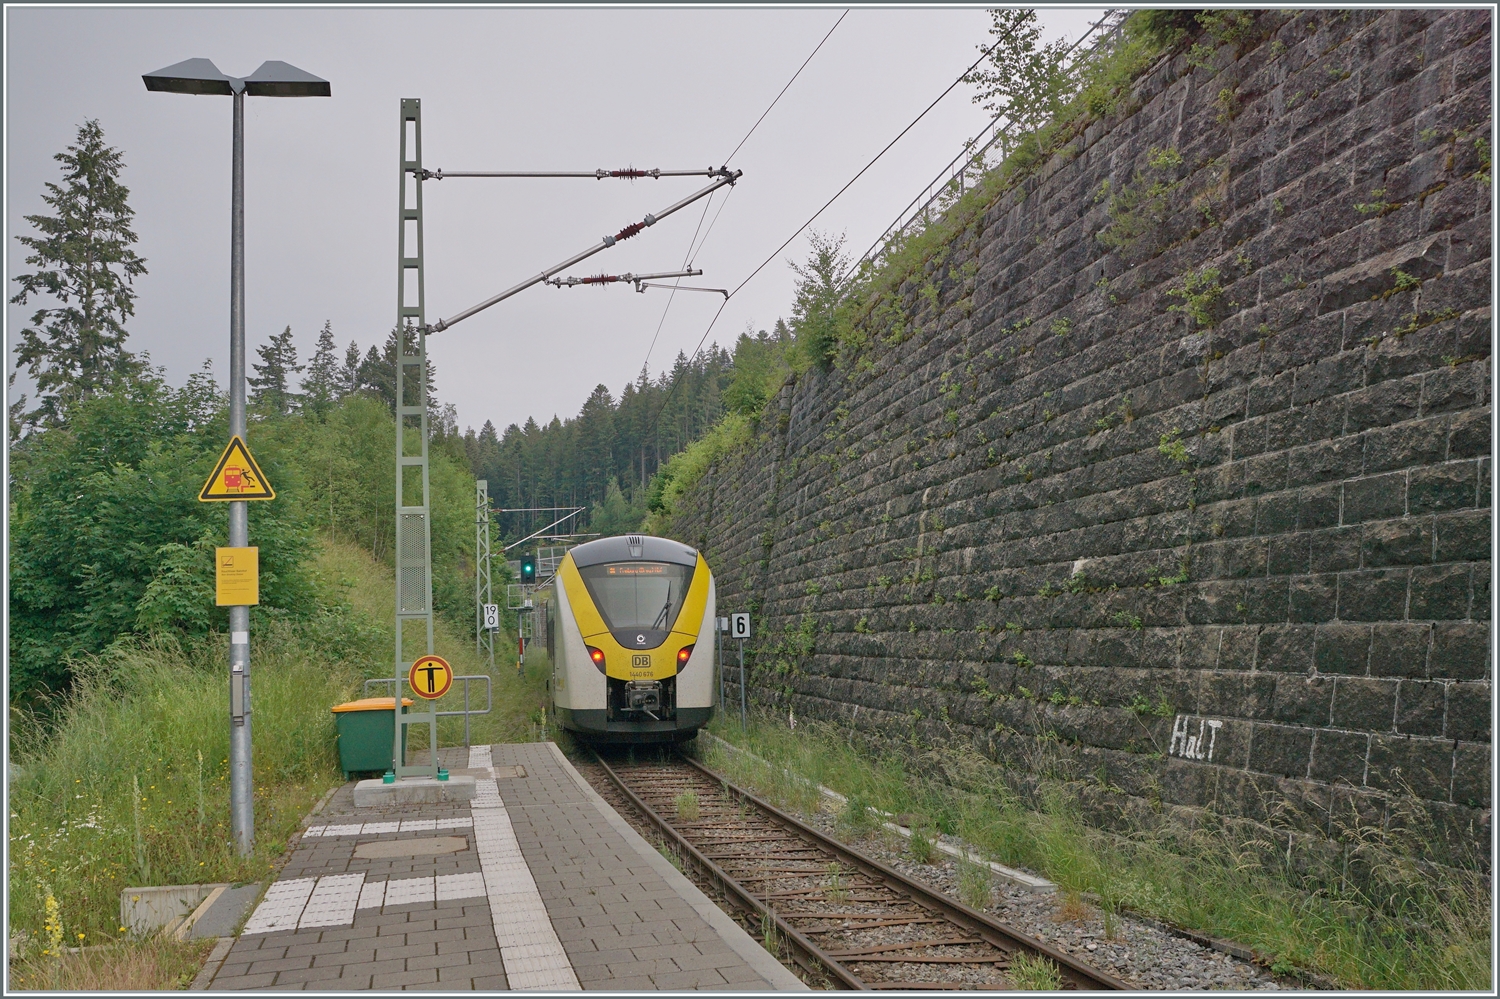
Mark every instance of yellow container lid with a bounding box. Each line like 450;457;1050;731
331;696;414;713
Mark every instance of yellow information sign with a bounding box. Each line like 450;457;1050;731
216;547;260;606
199;436;275;501
408;655;453;699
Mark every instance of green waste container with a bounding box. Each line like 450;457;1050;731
331;697;412;779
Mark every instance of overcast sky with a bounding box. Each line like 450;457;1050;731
6;4;1105;434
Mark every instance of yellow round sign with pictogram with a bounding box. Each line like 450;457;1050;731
408;655;453;699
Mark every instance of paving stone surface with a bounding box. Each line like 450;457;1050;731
206;743;792;991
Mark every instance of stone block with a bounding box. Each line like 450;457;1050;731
1329;676;1398;731
1445;682;1491;742
1368;623;1432;678
1248;724;1316;779
1393;679;1447;736
1315;623;1372;675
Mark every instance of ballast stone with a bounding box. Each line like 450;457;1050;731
352;774;476;806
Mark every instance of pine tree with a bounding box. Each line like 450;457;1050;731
342;341;363;396
10;119;148;428
302;320;341;416
249;325;303;415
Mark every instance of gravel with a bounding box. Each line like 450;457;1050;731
802;811;1293;992
579;751;1322;991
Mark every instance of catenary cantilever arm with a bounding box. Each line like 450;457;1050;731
546;269;703;288
426;169;740;333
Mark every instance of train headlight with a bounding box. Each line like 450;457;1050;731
587;646;606;673
676;644;694;667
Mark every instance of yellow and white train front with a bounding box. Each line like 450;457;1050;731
546;535;715;743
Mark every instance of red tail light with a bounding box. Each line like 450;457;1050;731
677;644;694;665
587;646;606;672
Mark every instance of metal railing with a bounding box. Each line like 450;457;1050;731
364;674;493;747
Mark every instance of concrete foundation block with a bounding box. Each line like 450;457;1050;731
352;775;476;807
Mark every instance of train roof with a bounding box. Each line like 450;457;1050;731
568;534;700;568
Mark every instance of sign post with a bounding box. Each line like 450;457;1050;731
405;654;451;780
715;617;727;710
200;435;276;857
730;612;751;729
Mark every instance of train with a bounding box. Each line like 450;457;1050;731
544;534;716;743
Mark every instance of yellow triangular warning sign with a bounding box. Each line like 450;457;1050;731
199;436;276;501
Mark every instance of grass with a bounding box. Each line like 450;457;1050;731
1008;951;1063;990
673;791;700;821
6;535;544;981
696;715;1491;990
957;858;993;910
8;936;215;991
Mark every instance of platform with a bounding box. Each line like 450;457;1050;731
204;742;804;991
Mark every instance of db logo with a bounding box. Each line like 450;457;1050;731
632;655;651;667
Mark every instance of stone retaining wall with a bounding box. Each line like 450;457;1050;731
671;9;1492;862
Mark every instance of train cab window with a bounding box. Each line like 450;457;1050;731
578;561;695;636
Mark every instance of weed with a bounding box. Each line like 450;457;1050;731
909;828;936;864
1098;147;1182;252
1166;267;1225;328
655;839;683;872
983;585;1002;601
958;859;994;910
1215;86;1240;124
1474;136;1490;185
759;910;781;956
1157;565;1190;587
1157;427;1192;468
1387;268;1422;296
674;791;700;821
804;582;822;596
824;862;850;903
1050;316;1073;337
854;617;872;634
1009;951;1063;990
878;575;894;588
1111;611;1144;630
1395;308;1461;337
1012;651;1034;669
1355;188;1396;215
1005;621;1024;635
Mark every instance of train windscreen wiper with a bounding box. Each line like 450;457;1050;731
652;585;673;630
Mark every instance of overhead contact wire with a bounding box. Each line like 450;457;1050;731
647;16;1023;435
638;8;847;418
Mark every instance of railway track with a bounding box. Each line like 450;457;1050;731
587;748;1127;991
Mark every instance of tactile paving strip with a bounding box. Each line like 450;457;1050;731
468;746;580;990
301;816;472;837
243;872;486;932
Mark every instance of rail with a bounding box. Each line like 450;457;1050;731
363;674;493;746
588;748;1127;991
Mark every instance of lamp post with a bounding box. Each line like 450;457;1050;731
143;58;329;856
